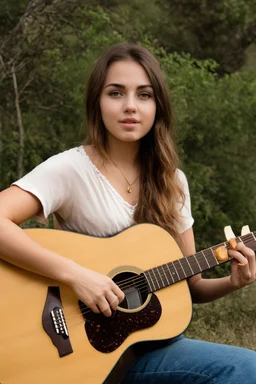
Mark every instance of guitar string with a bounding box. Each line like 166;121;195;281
96;235;254;295
64;238;247;329
66;284;151;329
57;238;255;332
66;238;256;333
64;239;223;318
68;239;233;316
67;253;214;322
65;251;244;322
64;236;255;320
63;264;187;319
62;273;148;317
65;234;254;317
65;239;255;320
64;281;149;321
66;275;255;328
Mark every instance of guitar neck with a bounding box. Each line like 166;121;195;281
144;231;256;293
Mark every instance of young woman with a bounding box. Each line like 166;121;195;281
0;43;255;383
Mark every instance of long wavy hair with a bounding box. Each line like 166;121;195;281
85;42;184;238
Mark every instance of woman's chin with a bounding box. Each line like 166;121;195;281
115;133;141;143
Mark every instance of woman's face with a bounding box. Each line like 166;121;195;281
100;60;156;144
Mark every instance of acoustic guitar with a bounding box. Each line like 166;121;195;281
0;223;255;384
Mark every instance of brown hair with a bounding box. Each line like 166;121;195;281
85;42;184;238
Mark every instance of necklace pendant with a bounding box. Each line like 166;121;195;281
127;185;132;193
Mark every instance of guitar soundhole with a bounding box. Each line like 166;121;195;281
113;272;148;310
81;272;161;354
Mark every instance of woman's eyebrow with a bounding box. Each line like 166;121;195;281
105;83;153;89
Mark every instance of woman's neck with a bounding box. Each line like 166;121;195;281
106;136;140;167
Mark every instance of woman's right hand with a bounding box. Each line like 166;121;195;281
68;265;125;317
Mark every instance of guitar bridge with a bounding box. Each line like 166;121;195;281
42;287;73;357
51;307;69;337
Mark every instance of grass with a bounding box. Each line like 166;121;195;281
185;282;256;350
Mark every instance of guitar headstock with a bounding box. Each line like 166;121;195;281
223;225;256;253
224;225;251;240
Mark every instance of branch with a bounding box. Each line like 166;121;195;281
19;74;36;96
28;105;60;111
0;0;56;53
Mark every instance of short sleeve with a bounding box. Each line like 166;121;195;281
176;169;194;233
12;153;73;220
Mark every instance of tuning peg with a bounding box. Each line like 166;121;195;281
224;225;236;241
241;225;251;236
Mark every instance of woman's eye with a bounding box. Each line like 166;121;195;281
109;91;122;97
139;93;151;99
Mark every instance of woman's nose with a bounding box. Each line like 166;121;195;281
123;95;137;112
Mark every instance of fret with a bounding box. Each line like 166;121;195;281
181;257;194;277
204;248;219;268
198;251;210;270
172;261;181;280
209;247;219;265
184;257;194;275
151;268;161;290
178;259;187;278
165;263;175;284
154;267;165;289
191;254;202;273
160;265;170;286
167;262;179;283
143;273;155;292
194;253;208;271
147;269;157;291
144;230;256;294
212;241;226;250
201;250;210;268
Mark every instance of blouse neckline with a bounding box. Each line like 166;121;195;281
79;146;138;211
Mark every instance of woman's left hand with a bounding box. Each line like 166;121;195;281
228;242;256;289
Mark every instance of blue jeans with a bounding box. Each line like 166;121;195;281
121;335;256;383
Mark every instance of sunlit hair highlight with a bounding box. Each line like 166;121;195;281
85;42;184;238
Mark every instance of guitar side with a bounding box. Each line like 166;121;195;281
0;224;192;384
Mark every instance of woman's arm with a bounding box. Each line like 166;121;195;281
0;186;80;282
177;227;256;304
0;186;124;316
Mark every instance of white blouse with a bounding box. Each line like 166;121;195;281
13;146;194;237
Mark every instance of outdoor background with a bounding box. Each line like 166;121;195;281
1;0;256;349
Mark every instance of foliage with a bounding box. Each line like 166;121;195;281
0;3;123;188
155;0;256;74
142;48;256;260
1;1;256;252
99;0;256;74
1;0;256;349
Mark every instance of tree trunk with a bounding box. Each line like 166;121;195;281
0;109;2;190
12;66;24;179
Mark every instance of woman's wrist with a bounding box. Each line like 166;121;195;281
55;258;81;287
190;276;238;304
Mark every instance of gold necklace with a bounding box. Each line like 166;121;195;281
110;158;139;193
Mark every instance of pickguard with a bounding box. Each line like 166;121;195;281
80;294;162;353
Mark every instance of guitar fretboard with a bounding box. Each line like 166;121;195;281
144;231;256;293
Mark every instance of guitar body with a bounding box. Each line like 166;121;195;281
0;224;192;384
